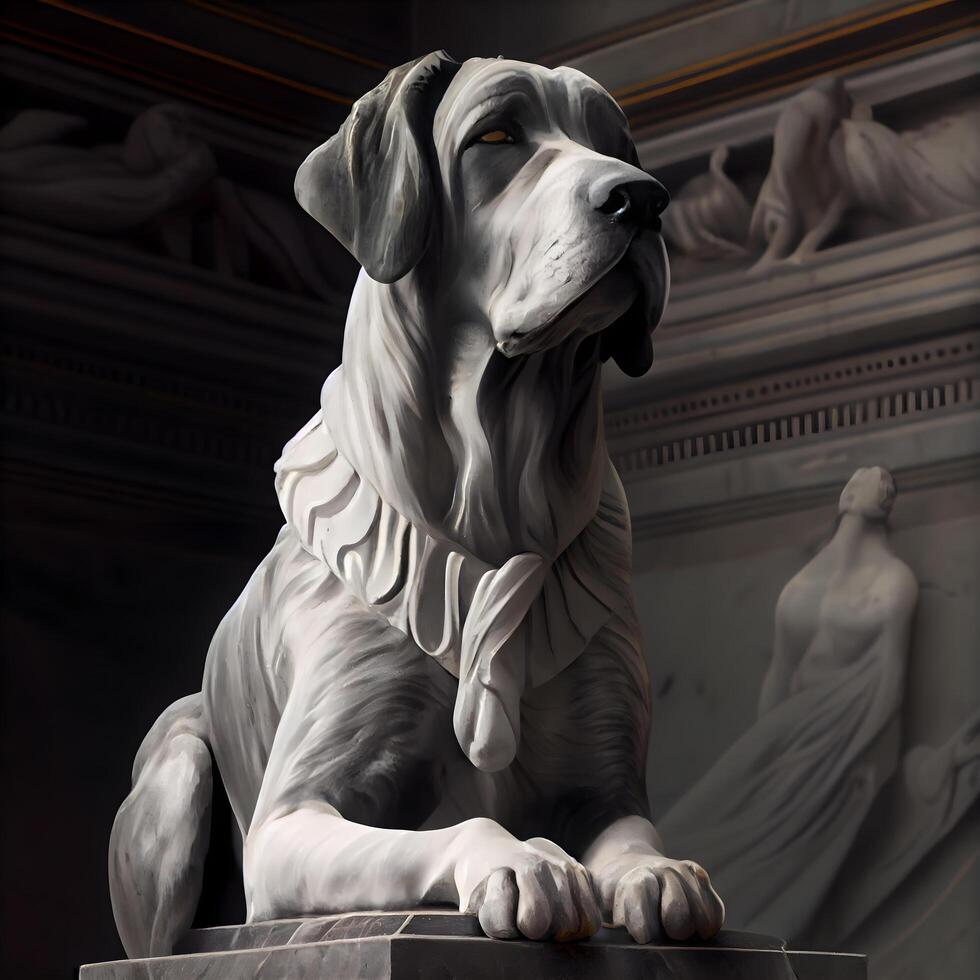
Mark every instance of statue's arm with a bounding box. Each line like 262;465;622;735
757;597;800;717
791;188;849;260
865;562;919;719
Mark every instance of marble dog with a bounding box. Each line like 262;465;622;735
109;51;724;957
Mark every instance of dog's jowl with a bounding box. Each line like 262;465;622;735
108;51;723;956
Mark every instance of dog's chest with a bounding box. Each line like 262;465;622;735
419;731;564;839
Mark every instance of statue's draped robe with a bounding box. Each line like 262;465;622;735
658;645;895;938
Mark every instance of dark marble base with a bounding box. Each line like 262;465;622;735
80;911;867;979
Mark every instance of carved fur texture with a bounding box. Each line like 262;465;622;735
108;53;726;956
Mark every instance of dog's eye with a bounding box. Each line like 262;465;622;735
476;129;515;145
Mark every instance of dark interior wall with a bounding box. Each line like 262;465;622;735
1;511;276;975
0;4;369;974
0;221;346;976
0;2;388;972
409;0;694;60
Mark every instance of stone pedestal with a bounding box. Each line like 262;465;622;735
79;911;867;979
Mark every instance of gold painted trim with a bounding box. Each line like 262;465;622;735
37;0;353;106
0;21;321;138
626;13;979;115
630;25;978;136
537;0;738;65
614;0;955;102
16;0;974;140
183;0;390;72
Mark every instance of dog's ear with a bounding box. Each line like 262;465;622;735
295;51;461;283
600;227;669;377
590;125;666;377
601;305;655;377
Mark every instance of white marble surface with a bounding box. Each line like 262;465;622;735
107;51;723;960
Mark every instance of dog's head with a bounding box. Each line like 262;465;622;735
296;51;669;377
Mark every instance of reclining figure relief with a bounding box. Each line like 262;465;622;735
108;51;725;956
662;77;980;276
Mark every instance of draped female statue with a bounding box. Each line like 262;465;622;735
658;466;918;938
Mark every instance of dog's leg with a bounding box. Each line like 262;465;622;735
240;605;601;941
247;808;601;941
525;608;725;943
109;694;212;957
582;816;725;943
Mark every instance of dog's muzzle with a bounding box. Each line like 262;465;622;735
596;177;669;233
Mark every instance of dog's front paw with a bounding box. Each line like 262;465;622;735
455;821;601;942
595;854;725;943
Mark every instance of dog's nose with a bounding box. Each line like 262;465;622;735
596;179;670;228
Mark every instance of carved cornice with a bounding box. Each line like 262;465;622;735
606;213;980;400
609;331;980;479
2;319;290;525
182;0;389;72
608;28;980;536
2;19;975;535
0;214;340;523
33;0;354;108
607;322;980;538
0;44;310;174
0;0;391;138
567;0;979;134
0;455;275;527
537;0;739;65
628;434;980;538
0;23;319;139
8;0;974;143
0;216;344;369
636;36;980;169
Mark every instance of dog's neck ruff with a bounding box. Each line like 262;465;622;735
275;410;633;772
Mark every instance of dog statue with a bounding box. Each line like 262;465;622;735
108;51;725;957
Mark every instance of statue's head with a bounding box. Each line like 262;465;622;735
838;465;896;520
294;51;670;377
